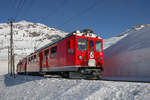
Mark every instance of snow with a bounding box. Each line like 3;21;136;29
0;75;150;100
103;24;150;81
0;60;8;75
103;33;128;49
0;20;67;60
72;31;102;39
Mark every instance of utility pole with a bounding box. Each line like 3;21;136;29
8;46;10;74
8;20;15;77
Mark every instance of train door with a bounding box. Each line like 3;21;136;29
87;38;96;66
67;37;75;65
39;52;43;71
44;49;49;68
24;58;27;73
76;37;88;66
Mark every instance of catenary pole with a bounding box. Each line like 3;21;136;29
8;46;10;74
9;20;15;77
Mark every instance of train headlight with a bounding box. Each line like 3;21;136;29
76;30;80;33
79;56;82;60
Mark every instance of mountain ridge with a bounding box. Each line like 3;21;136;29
0;20;67;60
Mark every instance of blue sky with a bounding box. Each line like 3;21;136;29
0;0;150;38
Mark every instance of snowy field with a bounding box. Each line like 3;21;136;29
0;75;150;100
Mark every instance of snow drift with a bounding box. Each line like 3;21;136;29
103;24;150;81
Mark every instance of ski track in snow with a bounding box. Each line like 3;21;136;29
0;75;150;100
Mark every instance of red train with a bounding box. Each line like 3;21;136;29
17;29;104;78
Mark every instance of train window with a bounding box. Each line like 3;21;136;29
37;54;39;62
45;49;49;59
28;58;29;64
96;41;102;52
34;55;36;63
89;40;94;51
68;40;70;48
31;56;33;63
28;57;31;64
77;39;87;51
24;61;26;65
51;46;57;58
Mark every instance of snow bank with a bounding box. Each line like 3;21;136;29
0;60;8;75
103;24;150;81
0;60;19;75
0;75;150;100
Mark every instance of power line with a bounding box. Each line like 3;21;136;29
14;0;22;20
57;0;104;29
37;0;67;22
14;0;26;20
21;0;35;19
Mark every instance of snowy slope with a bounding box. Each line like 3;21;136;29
0;75;150;100
103;33;128;49
0;20;67;60
103;24;150;80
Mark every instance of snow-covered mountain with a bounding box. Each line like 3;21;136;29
103;24;150;81
0;20;67;60
103;24;148;50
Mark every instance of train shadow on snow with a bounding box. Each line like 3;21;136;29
4;74;45;87
4;74;150;87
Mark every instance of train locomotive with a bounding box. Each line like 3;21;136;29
16;29;104;79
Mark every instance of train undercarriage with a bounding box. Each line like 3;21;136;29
18;66;103;80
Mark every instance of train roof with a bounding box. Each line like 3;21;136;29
27;29;102;57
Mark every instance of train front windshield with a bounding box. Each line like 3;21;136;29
96;41;102;52
77;39;87;51
77;39;102;52
89;40;94;51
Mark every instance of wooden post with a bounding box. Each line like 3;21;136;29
9;20;15;77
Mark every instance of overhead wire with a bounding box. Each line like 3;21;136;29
14;0;22;20
13;0;104;36
21;0;35;18
37;0;67;22
4;0;16;22
57;0;104;29
14;0;26;20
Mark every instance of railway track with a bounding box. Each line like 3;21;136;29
9;73;150;83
